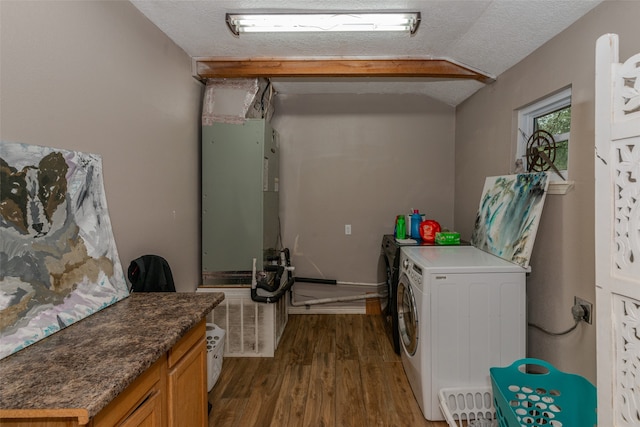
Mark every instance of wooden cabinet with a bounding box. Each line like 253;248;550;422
0;321;208;427
97;319;208;427
167;320;207;427
92;357;166;427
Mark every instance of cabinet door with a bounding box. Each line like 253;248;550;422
120;389;163;427
167;338;207;427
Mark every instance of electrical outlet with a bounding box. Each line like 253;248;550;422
345;224;351;235
574;296;593;324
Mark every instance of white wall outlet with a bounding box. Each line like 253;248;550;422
345;224;352;235
574;296;593;324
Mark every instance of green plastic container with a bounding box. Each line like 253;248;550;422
490;358;597;427
435;231;460;245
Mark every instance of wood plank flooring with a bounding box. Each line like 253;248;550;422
208;314;449;427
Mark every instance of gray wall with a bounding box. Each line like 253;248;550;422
454;0;640;382
4;0;638;382
0;1;203;292
273;94;455;308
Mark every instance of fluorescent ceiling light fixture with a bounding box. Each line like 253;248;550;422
226;12;421;36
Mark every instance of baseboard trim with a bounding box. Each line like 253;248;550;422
288;306;367;315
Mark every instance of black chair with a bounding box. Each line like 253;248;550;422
127;255;176;292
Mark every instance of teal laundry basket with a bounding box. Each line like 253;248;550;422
490;358;596;427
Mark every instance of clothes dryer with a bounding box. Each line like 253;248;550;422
381;235;470;355
398;246;526;421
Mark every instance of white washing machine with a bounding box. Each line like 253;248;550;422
397;245;526;421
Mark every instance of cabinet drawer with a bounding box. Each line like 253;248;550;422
0;410;88;426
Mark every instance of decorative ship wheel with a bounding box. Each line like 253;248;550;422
526;129;564;179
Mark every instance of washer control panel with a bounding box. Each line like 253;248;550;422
402;257;423;285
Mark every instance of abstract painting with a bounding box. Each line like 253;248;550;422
0;142;129;359
471;172;549;268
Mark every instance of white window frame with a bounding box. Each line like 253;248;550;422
516;87;572;181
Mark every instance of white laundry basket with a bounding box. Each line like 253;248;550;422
438;386;496;427
206;323;225;391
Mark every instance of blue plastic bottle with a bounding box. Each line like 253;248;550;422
411;210;422;240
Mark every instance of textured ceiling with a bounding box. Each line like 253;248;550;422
130;0;602;106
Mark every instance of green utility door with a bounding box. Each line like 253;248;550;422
202;119;279;278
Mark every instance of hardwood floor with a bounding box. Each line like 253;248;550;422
208;314;449;427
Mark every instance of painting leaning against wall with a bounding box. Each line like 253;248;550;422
471;172;550;269
0;142;129;359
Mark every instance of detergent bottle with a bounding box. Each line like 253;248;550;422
411;210;423;240
395;215;406;239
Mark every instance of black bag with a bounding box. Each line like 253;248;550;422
128;255;176;292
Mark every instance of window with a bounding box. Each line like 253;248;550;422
516;88;571;181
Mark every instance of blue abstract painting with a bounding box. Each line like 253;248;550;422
471;173;549;268
0;142;129;359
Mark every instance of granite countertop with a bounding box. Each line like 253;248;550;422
0;292;224;420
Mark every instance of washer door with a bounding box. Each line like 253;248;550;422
397;274;418;356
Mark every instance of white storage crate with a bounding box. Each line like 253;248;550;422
197;287;288;357
438;386;497;427
206;323;225;391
